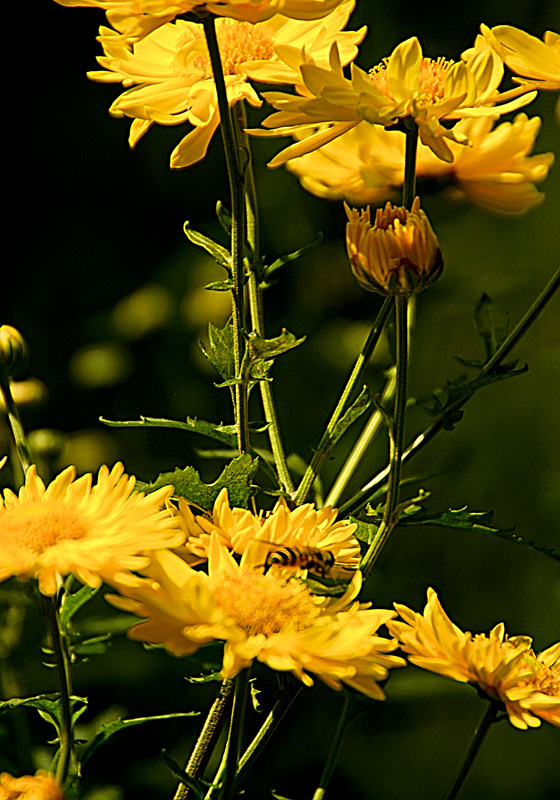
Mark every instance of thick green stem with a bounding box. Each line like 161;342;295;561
442;701;500;800
311;693;351;800
202;17;250;456
360;295;409;577
340;265;560;517
293;297;392;506
0;377;32;474
213;670;249;800
234;104;294;494
40;596;74;785
173;678;235;800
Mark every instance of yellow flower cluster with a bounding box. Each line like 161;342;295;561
85;1;364;167
387;589;560;730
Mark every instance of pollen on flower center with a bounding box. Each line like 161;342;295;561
519;653;560;696
177;21;275;79
369;57;453;104
2;504;87;554
210;571;320;637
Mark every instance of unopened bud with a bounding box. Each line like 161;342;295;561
0;325;29;380
346;197;443;296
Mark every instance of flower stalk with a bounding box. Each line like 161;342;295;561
311;692;351;800
442;701;501;800
293;296;393;506
39;595;75;786
202;16;250;456
360;123;418;577
0;376;32;475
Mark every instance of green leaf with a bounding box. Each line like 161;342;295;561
349;516;379;547
183;221;231;271
139;454;258;510
330;386;371;445
185;671;223;684
246;329;305;363
260;234;323;288
100;415;237;448
60;585;100;631
0;695;88;737
161;750;205;800
204;279;234;292
199;319;235;382
216;200;232;238
81;713;198;766
398;506;560;562
474;293;509;361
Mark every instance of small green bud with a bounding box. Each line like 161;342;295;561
0;325;29;380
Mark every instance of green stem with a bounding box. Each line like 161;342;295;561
360;295;409;577
293;297;392;506
40;595;74;785
341;265;560;517
214;670;250;800
311;693;351;800
0;377;32;474
202;16;250;456
173;678;235;800
402;120;418;209
441;701;500;800
235;681;302;788
324;367;396;508
234;104;294;495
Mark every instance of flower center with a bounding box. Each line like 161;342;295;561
1;504;87;554
373;202;410;230
176;20;275;78
369;56;453;104
210;571;320;637
518;652;560;696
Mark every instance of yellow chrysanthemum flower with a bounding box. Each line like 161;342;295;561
174;487;360;577
480;25;560;122
53;0;348;41
0;770;64;800
107;533;405;697
87;2;364;167
346;197;443;296
0;463;185;596
286;113;554;214
251;35;538;165
387;588;560;730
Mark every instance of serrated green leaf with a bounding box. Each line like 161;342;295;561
349;516;379;546
0;695;88;737
247;329;306;362
331;386;371;445
398;506;560;562
474;293;509;361
100;415;237;448
183;222;231;271
260;234;323;288
199;319;236;382
81;713;198;766
141;454;258;510
185;671;223;684
60;585;100;631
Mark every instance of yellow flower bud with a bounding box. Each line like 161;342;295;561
345;197;443;296
0;325;29;380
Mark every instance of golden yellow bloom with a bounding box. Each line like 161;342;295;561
480;25;560;122
0;325;28;381
346;197;442;296
387;589;560;730
107;534;405;697
87;2;364;167
252;35;538;165
286;113;554;214
53;0;348;41
0;463;184;596
0;771;63;800
174;487;360;576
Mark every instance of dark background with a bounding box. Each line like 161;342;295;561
2;0;559;797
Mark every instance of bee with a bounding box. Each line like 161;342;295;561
264;546;336;578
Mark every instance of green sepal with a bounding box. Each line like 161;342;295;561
397;506;560;562
260;234;323;289
80;713;198;766
138;453;258;510
199;319;235;382
330;386;371;445
161;750;206;800
183;221;231;272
